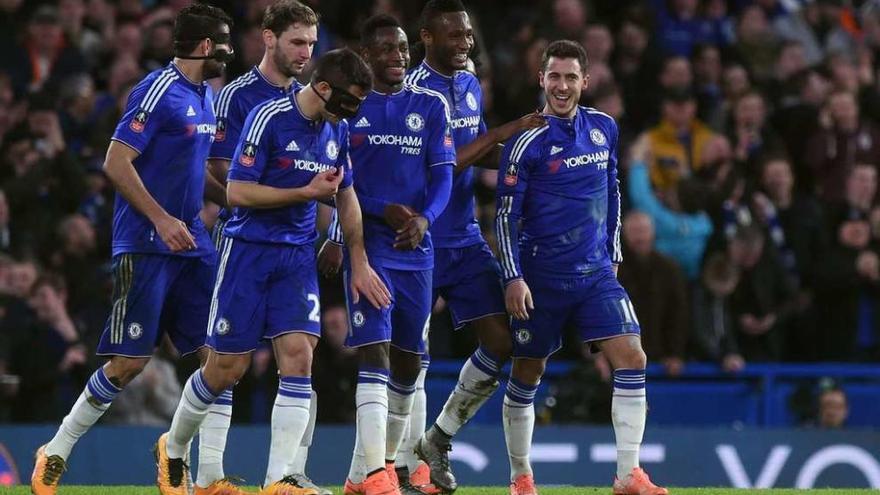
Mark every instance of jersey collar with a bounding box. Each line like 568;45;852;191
290;88;315;123
421;60;455;80
169;62;206;91
252;65;290;91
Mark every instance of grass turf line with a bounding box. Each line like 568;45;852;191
1;487;876;494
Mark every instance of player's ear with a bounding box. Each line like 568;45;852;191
582;72;590;91
419;28;432;47
538;71;545;89
262;29;276;50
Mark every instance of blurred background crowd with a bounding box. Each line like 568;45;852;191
0;0;875;428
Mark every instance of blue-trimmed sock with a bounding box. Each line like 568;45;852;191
386;375;417;462
45;367;122;459
503;378;537;480
434;346;504;438
167;370;222;458
197;388;233;487
266;376;312;485
612;369;646;480
351;366;389;479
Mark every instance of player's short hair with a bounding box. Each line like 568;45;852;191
541;40;588;75
360;14;402;47
262;0;318;38
420;0;466;31
173;3;233;55
311;48;374;92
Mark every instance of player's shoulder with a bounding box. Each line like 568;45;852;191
404;64;432;88
581;106;618;131
129;65;180;111
242;95;294;139
505;124;550;163
216;70;260;107
405;84;449;114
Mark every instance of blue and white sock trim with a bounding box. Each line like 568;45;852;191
358;366;390;385
505;378;538;405
215;388;234;406
470;346;502;377
388;377;417;396
86;367;122;404
190;369;221;406
278;376;312;399
421;356;430;370
613;369;646;391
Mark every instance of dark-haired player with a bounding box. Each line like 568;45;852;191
495;40;666;495
31;4;234;495
157;48;390;495
204;2;328;493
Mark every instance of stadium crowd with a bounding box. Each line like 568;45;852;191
0;0;877;424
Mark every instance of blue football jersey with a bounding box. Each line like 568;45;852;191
339;86;455;270
224;89;353;246
495;106;623;283
405;61;487;249
210;67;300;222
110;62;216;258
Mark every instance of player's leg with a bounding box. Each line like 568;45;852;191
32;254;168;495
287;389;331;495
576;269;665;495
505;356;545;495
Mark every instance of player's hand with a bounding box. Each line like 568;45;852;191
317;239;344;277
395;215;429;250
384;203;417;230
505;279;533;320
307;167;344;202
349;262;392;310
154;213;196;252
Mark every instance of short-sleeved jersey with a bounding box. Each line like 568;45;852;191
495;106;623;284
405;61;487;249
337;86;455;271
110;62;216;258
224;89;353;246
210;67;300;222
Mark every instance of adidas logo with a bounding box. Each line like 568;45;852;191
186;105;196;117
354;117;371;128
286;140;300;152
550;145;563;155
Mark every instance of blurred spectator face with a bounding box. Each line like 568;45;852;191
623;212;654;257
761;159;794;202
268;22;318;79
524;38;549;78
0;0;22;13
728;229;765;269
694;45;722;84
116;0;144;19
584;62;613;96
583;25;613;63
703;253;739;297
147;22;175;60
553;0;587;36
734;93;766;130
60;214;97;255
660;57;692;90
593;89;623;120
700;135;733;167
0;190;9;226
662;98;696;129
845;164;877;209
58;0;86;33
705;0;727;19
85;0;113;27
818;389;848;429
109;55;142;97
28;281;66;323
115;22;144;59
672;0;698;17
829;57;859;93
3;136;40;176
62;74;96;120
27;109;57;139
828;91;859;132
28;11;63;53
777;43;806;80
617;21;648;58
9;261;38;299
541;56;587;118
802;70;830;106
737;5;770;42
321;305;350;350
723;65;751;99
241;25;267;69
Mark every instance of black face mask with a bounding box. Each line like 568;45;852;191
312;84;363;120
175;32;235;63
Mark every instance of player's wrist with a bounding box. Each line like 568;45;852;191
504;276;524;287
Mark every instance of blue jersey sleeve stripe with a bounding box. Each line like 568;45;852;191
509;126;547;164
496;195;517;279
244;99;293;144
584;106;615;123
139;68;178;112
612;177;623;262
216;72;257;117
408;85;452;121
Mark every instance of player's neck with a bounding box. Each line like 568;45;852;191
258;55;295;88
424;54;454;77
542;103;577;120
173;58;207;84
374;80;403;94
296;84;322;120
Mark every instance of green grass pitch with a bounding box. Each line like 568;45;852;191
1;487;876;494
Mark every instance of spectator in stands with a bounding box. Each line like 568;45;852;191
652;0;712;56
727;225;798;361
722;63;752;114
728;91;785;186
817;385;849;429
50;214;106;318
765;40;808;106
817;163;880;361
104;344;181;426
612;16;659;132
58;0;102;69
618;211;689;376
583;23;613;64
0;189;11;254
551;0;588;39
733;5;780;85
806;90;880;202
691;252;745;372
692;43;724;130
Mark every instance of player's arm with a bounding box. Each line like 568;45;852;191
495;134;533;319
454;112;546;173
336;184;392;309
606;121;623;273
204;158;229;206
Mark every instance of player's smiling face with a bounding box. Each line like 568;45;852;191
540;56;588;118
365;26;410;89
427;12;474;72
269;22;318;78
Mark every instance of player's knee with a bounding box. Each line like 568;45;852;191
358;343;390;370
475;314;512;362
511;357;545;385
615;347;647;370
105;356;149;387
390;348;421;384
277;343;314;377
206;353;250;389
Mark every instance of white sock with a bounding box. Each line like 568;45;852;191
503;378;537;481
436;347;501;437
347;422;368;483
396;365;428;472
167;370;221;459
264;376;312;486
290;389;318;475
45;367;121;460
386;378;416;462
355;367;389;474
612;369;647;480
196;388;232;487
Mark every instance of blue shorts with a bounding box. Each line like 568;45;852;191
205;238;321;354
211;216;228;251
511;267;641;359
345;265;431;354
433;243;506;329
96;252;217;358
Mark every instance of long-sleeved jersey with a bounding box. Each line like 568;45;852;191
495;106;622;284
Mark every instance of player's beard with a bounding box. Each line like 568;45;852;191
274;49;301;79
203;59;225;80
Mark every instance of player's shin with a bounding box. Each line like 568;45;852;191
502;376;538;481
611;369;647;480
290;388;318;475
396;360;428;473
196;388;233;487
167;370;222;459
356;366;390;474
433;346;502;441
265;376;312;486
386;376;417;463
